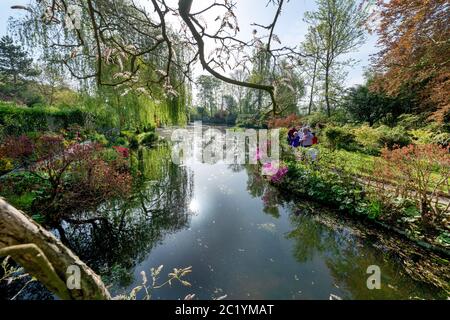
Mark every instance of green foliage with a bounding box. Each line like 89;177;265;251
0;103;87;136
89;132;109;146
282;161;368;215
323;126;357;151
342;85;413;125
410;123;450;147
0;158;14;174
367;200;383;219
396;114;428;130
352;125;383;155
235;114;267;129
129;136;139;149
113;136;129;147
0;36;39;88
301;112;331;128
6;192;36;213
376;125;412;149
138;132;158;146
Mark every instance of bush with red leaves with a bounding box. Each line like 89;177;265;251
267;114;301;129
0;135;34;163
373;144;450;225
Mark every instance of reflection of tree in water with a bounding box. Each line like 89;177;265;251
243;164;449;298
62;145;194;280
286;208;448;299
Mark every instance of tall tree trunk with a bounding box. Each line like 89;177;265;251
325;65;331;117
0;198;111;300
308;56;318;115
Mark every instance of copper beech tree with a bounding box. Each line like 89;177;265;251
371;0;450;121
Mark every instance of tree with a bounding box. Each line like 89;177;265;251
196;75;222;117
273;59;305;115
12;0;303;116
0;36;38;90
371;0;450;122
304;0;371;116
33;60;66;106
301;26;322;114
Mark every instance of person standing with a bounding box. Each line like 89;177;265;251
300;128;314;147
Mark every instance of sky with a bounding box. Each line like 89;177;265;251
0;0;380;88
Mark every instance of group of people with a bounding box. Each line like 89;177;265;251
287;126;317;148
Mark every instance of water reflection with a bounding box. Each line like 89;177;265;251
9;128;448;300
286;209;448;299
63;145;194;284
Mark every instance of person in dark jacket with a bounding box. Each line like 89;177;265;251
290;131;301;147
287;127;297;144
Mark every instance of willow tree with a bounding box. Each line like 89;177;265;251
10;0;305;117
11;0;192;127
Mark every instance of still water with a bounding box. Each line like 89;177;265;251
62;128;448;300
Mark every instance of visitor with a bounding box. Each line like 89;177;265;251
300;127;314;147
290;131;301;148
312;132;318;145
287;126;297;144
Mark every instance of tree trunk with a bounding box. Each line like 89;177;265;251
0;198;111;300
324;65;331;117
308;56;318;115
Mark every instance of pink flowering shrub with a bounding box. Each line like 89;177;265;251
262;161;289;183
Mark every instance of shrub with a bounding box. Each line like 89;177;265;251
300;112;330;128
0;103;87;135
376;125;412;149
396;114;428;130
0;135;34;164
267;114;301;129
373;144;450;226
114;136;129;147
138;132;158;146
113;146;130;158
410;124;450;147
323;126;357;151
0;158;14;174
235;114;266;129
352;125;383;155
282;161;368;215
128;136;139;149
342;85;408;126
89;132;109;146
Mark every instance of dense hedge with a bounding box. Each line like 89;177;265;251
0;103;88;136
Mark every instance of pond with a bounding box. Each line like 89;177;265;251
20;126;450;300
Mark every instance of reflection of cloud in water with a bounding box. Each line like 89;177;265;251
257;222;276;233
217;183;234;195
